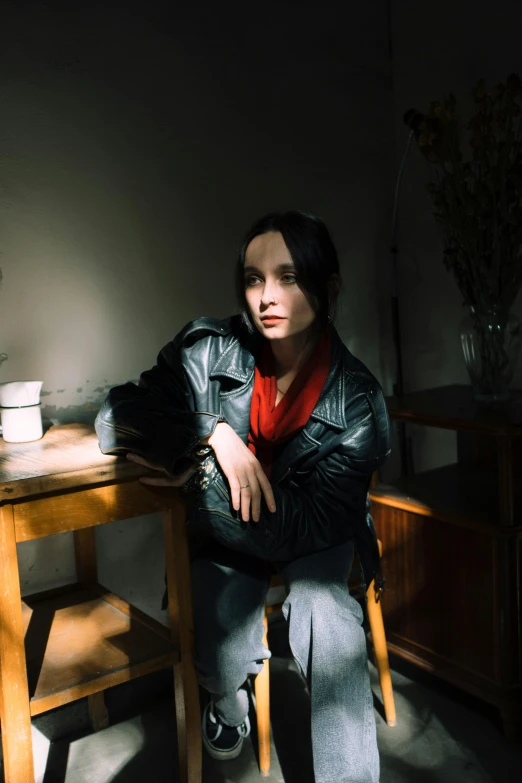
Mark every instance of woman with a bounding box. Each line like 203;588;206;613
95;211;391;783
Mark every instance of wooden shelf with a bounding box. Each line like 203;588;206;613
21;584;178;716
371;462;522;530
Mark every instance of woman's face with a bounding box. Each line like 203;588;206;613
243;231;318;340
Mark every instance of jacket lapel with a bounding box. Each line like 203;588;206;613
208;326;348;481
209;337;255;384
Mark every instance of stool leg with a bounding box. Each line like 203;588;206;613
254;609;270;777
366;579;396;727
0;504;35;783
163;497;202;783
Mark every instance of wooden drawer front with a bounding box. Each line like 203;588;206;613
372;503;496;681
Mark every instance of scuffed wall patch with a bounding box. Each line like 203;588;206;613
42;401;102;424
40;379;139;424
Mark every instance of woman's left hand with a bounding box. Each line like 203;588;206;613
126;453;197;486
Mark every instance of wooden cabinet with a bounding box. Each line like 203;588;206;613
369;384;522;738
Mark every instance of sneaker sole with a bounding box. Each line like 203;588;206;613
202;731;245;761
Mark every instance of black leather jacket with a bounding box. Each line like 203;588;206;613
95;315;391;590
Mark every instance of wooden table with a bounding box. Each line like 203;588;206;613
0;423;201;783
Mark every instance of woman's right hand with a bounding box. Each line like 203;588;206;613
207;422;276;522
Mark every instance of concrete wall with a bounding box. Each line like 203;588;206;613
6;1;522;613
1;1;395;617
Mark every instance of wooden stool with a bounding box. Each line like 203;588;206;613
253;540;396;777
0;424;202;783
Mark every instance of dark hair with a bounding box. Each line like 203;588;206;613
235;211;342;334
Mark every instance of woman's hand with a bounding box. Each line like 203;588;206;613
126;453;197;486
208;422;276;522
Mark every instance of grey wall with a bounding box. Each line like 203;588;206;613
5;1;522;612
1;1;394;616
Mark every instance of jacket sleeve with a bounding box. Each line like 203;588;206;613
94;337;222;474
264;384;391;550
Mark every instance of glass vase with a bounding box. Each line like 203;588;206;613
460;306;521;402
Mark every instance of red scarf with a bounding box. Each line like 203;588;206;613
248;328;332;478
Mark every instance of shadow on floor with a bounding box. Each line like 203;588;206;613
41;742;70;783
17;617;522;783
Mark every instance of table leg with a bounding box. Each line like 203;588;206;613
0;504;35;783
74;527;109;731
497;436;514;526
88;690;110;732
500;702;522;741
74;527;98;585
163;495;202;783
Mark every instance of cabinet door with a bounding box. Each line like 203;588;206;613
372;503;496;684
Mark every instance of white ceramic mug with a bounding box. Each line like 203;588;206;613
0;381;44;443
1;406;43;443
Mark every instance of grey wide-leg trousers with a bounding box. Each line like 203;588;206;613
191;539;380;783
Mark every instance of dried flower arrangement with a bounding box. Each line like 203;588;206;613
411;74;522;400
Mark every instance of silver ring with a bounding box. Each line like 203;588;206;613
240;484;250;489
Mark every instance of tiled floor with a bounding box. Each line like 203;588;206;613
3;619;521;783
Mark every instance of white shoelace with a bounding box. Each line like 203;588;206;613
207;702;251;739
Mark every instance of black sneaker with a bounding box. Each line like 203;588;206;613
202;701;251;761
